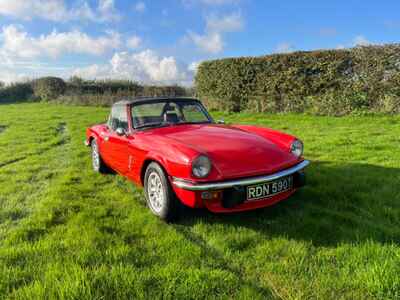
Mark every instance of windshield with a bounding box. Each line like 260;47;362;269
131;100;213;129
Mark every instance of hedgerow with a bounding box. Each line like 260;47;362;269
0;77;193;106
0;82;34;103
33;77;67;101
195;44;400;115
57;79;192;106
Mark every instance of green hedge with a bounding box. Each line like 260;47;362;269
0;77;193;105
195;44;400;115
33;77;67;101
0;82;34;103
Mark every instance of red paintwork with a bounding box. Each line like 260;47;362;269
86;102;304;213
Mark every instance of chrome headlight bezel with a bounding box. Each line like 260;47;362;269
192;155;212;178
290;139;304;158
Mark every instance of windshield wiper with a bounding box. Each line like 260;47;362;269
135;122;167;130
176;121;211;125
136;121;210;130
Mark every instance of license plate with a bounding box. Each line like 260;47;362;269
246;176;293;201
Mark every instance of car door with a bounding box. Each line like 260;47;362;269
101;104;130;174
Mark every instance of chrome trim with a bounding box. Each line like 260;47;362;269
172;160;310;191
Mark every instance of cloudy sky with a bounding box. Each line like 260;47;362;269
0;0;399;85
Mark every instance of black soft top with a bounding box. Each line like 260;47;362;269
113;97;201;107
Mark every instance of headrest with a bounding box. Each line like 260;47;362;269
164;103;175;112
164;112;179;123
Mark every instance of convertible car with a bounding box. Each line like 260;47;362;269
86;97;309;221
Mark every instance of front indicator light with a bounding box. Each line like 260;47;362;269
201;191;222;201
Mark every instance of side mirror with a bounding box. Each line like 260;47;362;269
217;119;225;124
115;127;126;136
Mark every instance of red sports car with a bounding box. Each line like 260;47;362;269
86;97;309;221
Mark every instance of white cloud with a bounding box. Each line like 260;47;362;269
275;42;295;54
0;0;121;22
134;1;146;13
335;35;375;49
71;2;96;21
0;69;29;84
0;0;66;21
187;31;223;54
187;13;243;54
188;61;200;73
97;0;121;22
0;59;74;83
71;64;111;79
353;35;370;46
206;13;243;32
73;50;194;85
126;35;142;49
0;25;121;60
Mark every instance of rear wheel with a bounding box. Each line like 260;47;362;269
91;139;108;174
144;162;179;221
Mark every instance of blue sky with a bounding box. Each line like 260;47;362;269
0;0;399;85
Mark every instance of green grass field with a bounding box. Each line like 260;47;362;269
0;103;399;299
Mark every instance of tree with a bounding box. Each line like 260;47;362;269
33;77;66;101
69;76;84;85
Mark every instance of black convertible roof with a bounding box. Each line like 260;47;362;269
113;97;200;106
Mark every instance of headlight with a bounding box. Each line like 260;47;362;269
192;155;211;178
290;140;303;158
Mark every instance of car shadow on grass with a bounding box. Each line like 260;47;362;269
0;124;7;133
176;161;400;247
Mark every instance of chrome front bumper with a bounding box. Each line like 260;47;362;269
172;160;310;191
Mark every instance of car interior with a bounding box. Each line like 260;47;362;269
132;102;183;128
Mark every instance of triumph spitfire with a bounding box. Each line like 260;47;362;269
86;97;309;221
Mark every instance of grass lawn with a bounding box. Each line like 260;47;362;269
0;103;399;299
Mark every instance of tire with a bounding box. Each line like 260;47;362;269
91;139;109;174
144;162;180;221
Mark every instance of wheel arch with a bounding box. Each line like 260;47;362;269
86;132;99;147
88;135;95;145
140;158;170;186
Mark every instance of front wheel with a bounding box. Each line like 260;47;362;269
144;162;179;221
